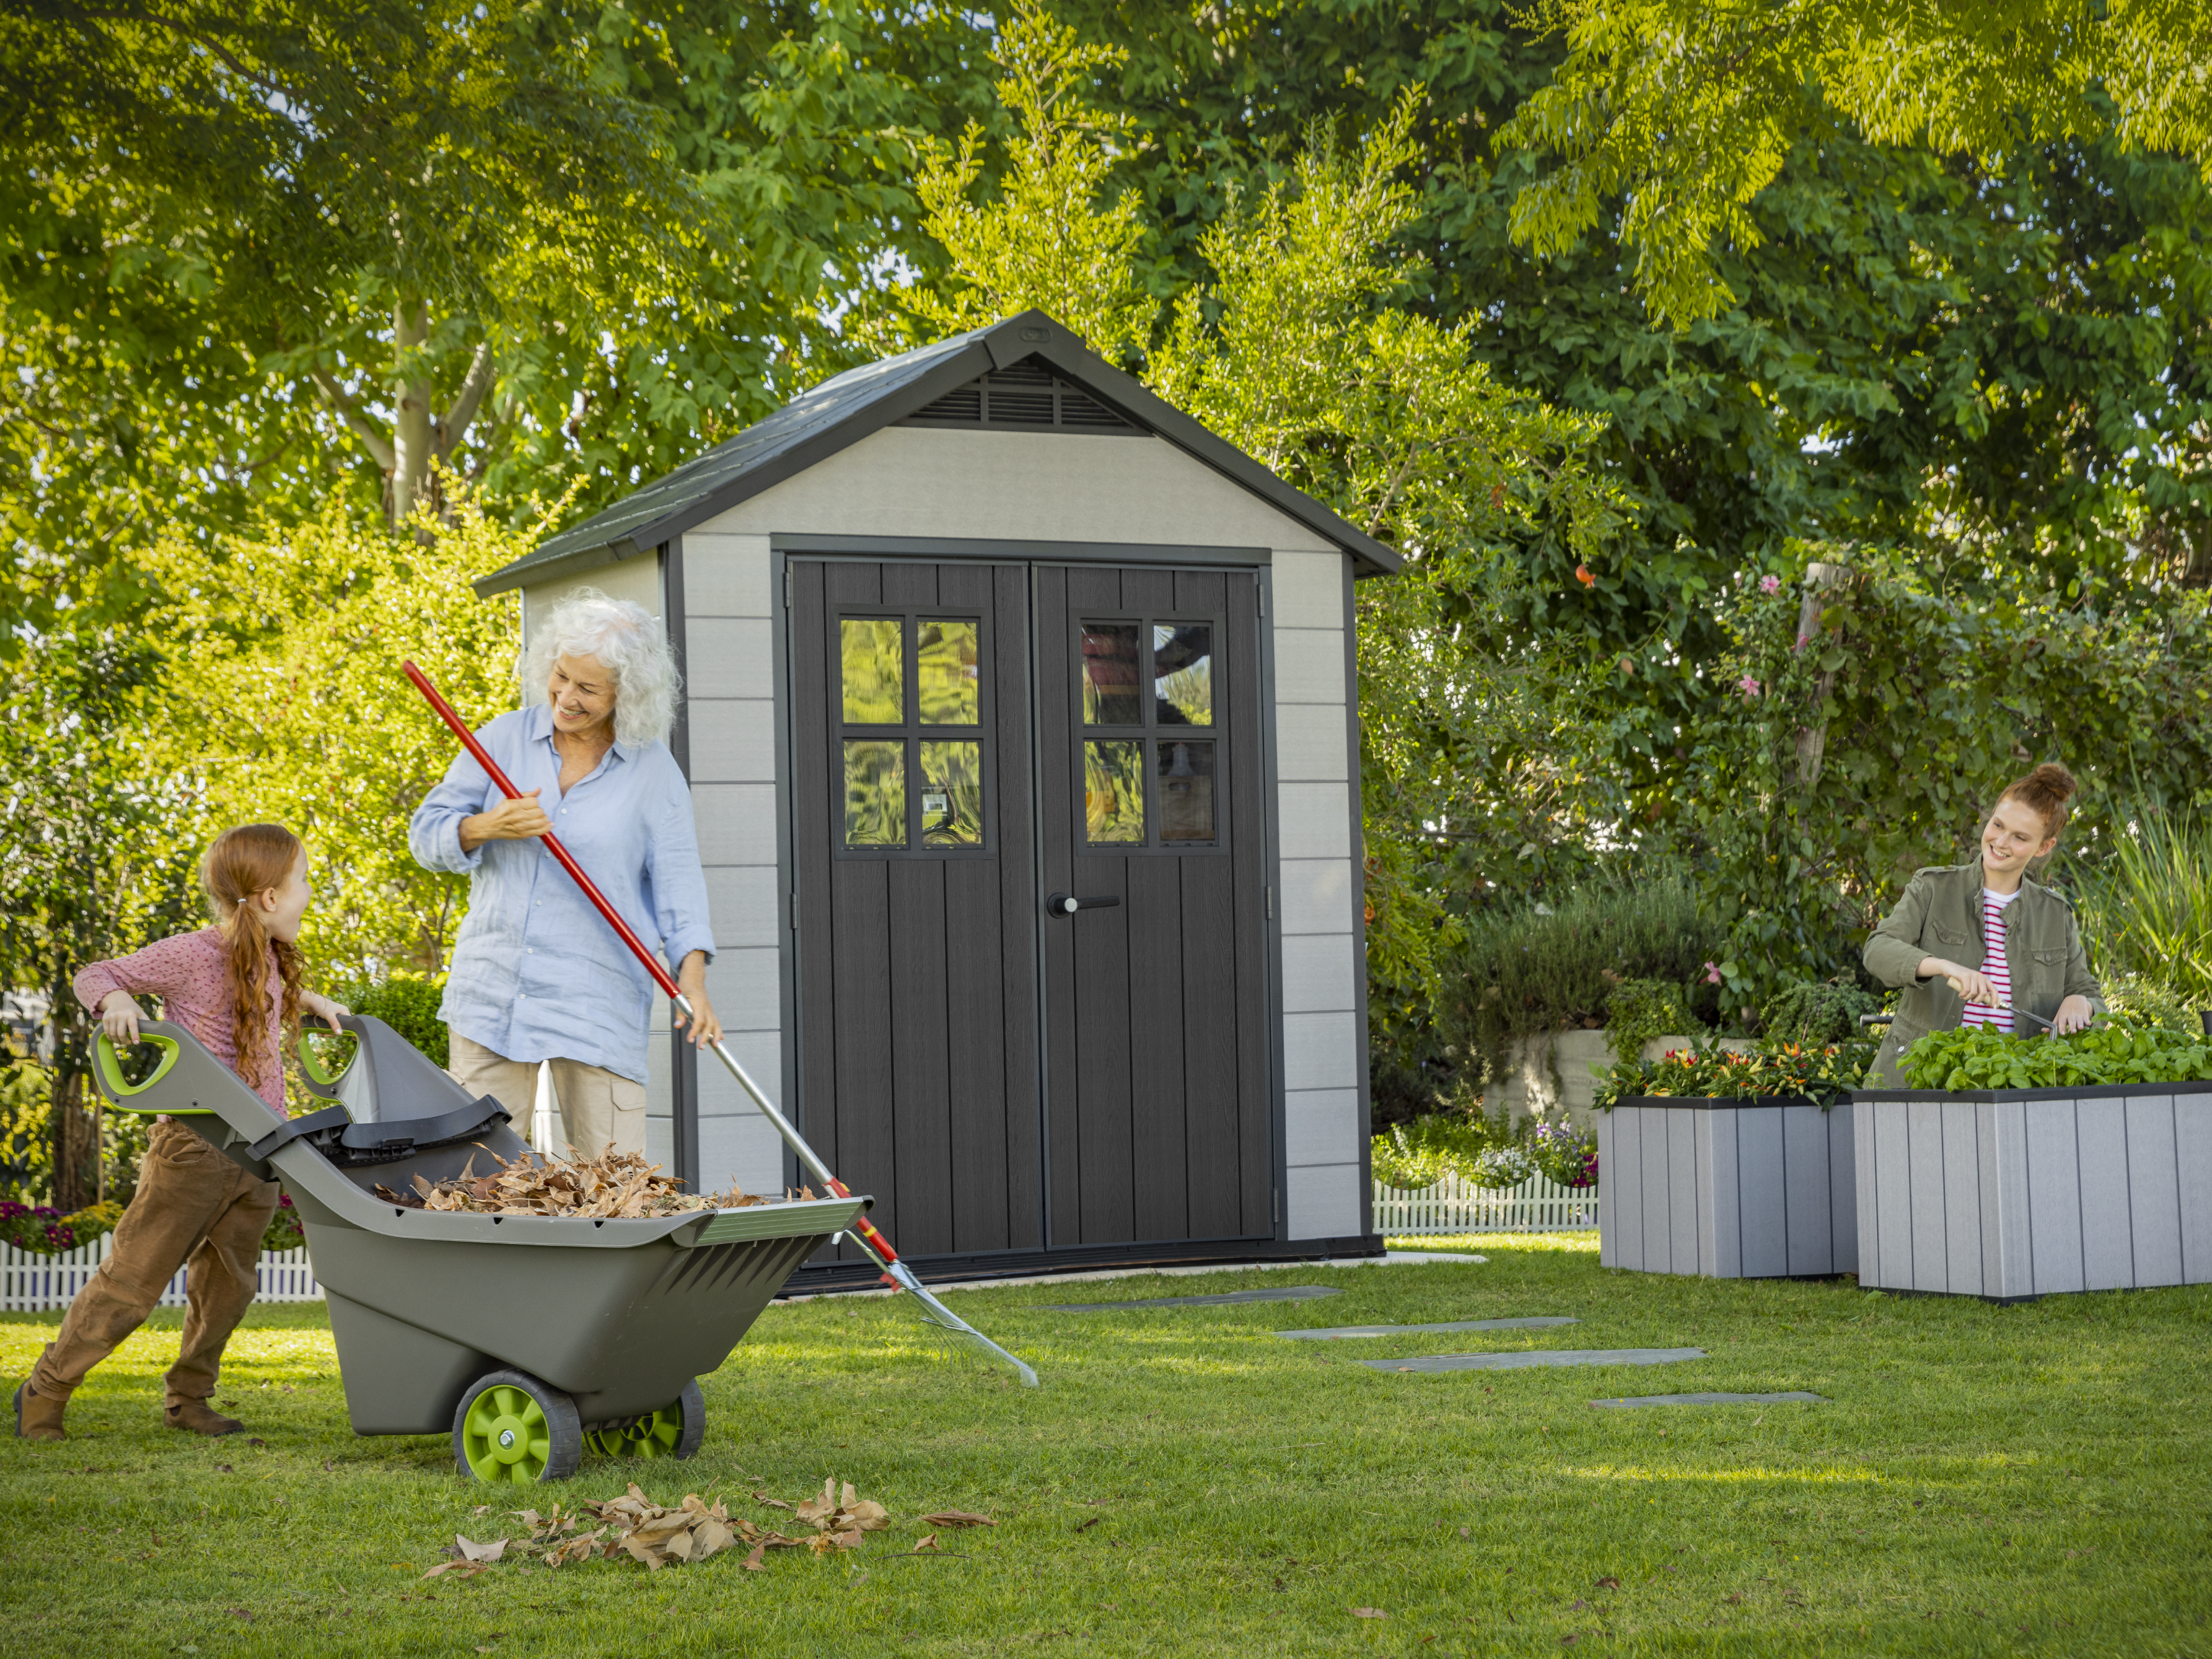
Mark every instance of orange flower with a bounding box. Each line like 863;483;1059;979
1574;564;1596;587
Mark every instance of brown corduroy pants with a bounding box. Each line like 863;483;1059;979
30;1119;279;1408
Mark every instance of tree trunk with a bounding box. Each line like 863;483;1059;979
390;299;434;528
1794;561;1853;787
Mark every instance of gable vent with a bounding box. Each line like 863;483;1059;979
900;356;1138;435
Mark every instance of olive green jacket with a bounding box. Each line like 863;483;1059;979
1860;860;2105;1087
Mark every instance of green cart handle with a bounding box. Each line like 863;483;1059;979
93;1031;204;1114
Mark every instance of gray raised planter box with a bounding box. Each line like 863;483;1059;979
1598;1098;1856;1278
1851;1083;2212;1301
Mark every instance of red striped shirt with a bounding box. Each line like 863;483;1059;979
1960;890;2017;1030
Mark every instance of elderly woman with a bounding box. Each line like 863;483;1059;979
410;589;721;1158
1861;761;2104;1087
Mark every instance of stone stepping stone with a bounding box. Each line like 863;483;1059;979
1591;1391;1827;1408
1276;1317;1579;1341
1040;1285;1343;1313
1363;1347;1705;1373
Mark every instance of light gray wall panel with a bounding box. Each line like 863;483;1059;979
1280;933;1358;1015
1988;1100;2033;1299
698;864;781;950
693;785;780;867
1276;783;1352;859
1737;1107;1786;1277
695;1033;788;1114
1273;628;1348;703
1941;1101;1982;1297
1874;1101;1913;1290
685;619;775;698
1782;1104;1831;1275
687;701;777;784
683;532;773;616
695;1111;785;1197
2025;1101;2086;1295
1281;1011;1359;1091
1610;1110;1643;1271
696;427;1340;553
701;947;780;1033
2179;1100;2212;1283
1854;1104;1881;1287
1275;704;1350;782
1828;1103;1858;1276
1279;859;1354;936
1667;1110;1699;1277
2074;1097;2135;1291
1597;1112;1617;1268
1710;1111;1742;1279
1286;1162;1363;1240
1284;1088;1360;1167
1907;1100;1948;1293
1638;1110;1671;1273
1694;1112;1717;1277
2125;1096;2182;1288
1270;549;1346;628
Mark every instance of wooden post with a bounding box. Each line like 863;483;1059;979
1794;561;1853;786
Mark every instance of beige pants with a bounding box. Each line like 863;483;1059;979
32;1120;279;1407
449;1033;646;1160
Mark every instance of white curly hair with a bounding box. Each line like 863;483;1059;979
520;587;681;748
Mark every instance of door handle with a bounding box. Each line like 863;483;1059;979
1045;893;1120;917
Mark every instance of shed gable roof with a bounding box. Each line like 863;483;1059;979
475;310;1398;596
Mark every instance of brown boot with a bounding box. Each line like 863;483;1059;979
165;1397;244;1437
14;1380;65;1442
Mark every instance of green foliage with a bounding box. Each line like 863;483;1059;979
2076;810;2212;1007
1594;1041;1871;1111
1762;976;1884;1048
262;1193;305;1254
1672;549;2212;1013
1441;875;1719;1067
1897;1022;2212;1093
323;974;452;1072
2102;974;2205;1036
1495;0;2212;325
1368;1103;1516;1189
1525;1121;1599;1189
1604;978;1693;1069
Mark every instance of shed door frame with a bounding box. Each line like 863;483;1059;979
764;538;1294;1263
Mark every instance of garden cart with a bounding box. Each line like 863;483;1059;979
90;1013;864;1484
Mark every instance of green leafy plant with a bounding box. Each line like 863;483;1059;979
1896;1023;2212;1093
0;1198;121;1256
261;1193;306;1254
2077;810;2212;1009
1605;976;1695;1067
320;972;451;1071
1762;976;1883;1047
1595;1041;1870;1111
1525;1121;1599;1189
1369;1103;1517;1189
2102;974;2203;1036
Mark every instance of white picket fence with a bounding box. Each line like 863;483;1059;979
0;1235;321;1312
1373;1171;1599;1235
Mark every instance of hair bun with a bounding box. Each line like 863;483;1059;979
2028;762;2078;803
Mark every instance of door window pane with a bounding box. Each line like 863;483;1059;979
840;619;904;724
1080;624;1143;725
843;739;906;847
1157;740;1216;842
1083;740;1146;844
918;740;984;846
1153;624;1213;726
918;620;981;725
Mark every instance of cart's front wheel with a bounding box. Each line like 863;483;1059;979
586;1378;706;1461
454;1370;582;1484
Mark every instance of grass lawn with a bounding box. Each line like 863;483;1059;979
4;1232;2210;1656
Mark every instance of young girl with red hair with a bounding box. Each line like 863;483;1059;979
12;824;348;1442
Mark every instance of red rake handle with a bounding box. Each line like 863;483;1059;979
400;660;894;1261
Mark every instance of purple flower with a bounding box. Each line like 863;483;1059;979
1759;574;1781;595
1703;961;1724;985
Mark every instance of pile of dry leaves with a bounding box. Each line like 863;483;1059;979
424;1480;994;1578
374;1147;766;1219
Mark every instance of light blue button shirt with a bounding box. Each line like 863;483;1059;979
408;703;716;1083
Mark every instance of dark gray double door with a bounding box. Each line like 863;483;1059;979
788;558;1272;1265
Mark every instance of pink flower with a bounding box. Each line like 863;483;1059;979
1759;574;1781;595
1703;961;1723;984
1737;675;1762;698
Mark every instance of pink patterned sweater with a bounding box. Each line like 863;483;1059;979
75;927;287;1113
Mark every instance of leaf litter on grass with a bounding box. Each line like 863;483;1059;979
423;1478;965;1577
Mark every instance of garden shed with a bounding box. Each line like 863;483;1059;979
472;310;1399;1284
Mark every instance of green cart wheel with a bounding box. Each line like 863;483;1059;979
452;1370;582;1484
586;1378;706;1461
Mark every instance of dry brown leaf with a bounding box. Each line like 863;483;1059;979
392;1147;768;1219
740;1544;766;1573
912;1534;941;1554
751;1492;794;1512
454;1536;506;1564
421;1561;489;1582
1353;1608;1387;1619
920;1511;996;1529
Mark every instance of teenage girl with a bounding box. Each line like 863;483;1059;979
1862;763;2104;1087
12;824;348;1442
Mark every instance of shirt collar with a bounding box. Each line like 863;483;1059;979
523;699;633;763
